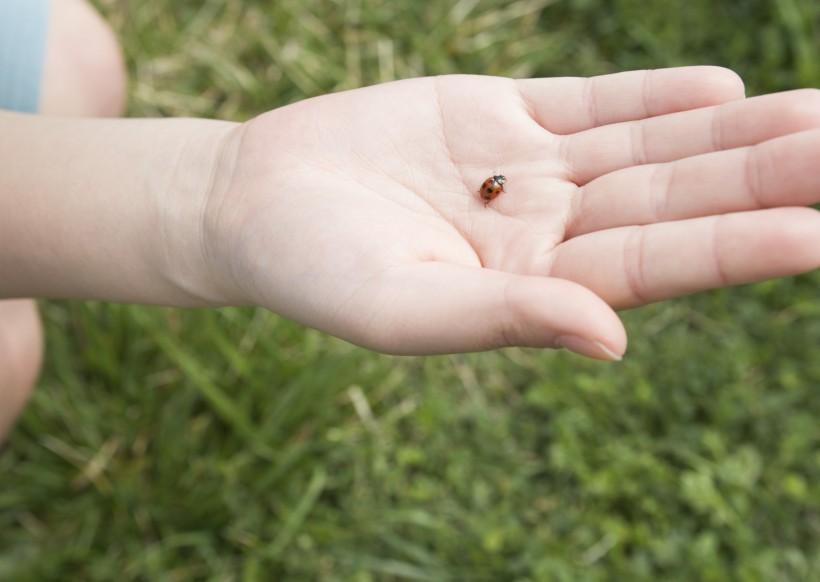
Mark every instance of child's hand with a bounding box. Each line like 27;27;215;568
202;67;820;358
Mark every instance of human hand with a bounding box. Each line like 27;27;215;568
203;67;820;359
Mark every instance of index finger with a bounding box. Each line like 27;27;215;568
550;207;820;309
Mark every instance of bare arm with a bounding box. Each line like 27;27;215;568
3;68;820;360
0;112;239;305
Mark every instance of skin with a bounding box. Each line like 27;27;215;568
0;0;126;441
203;68;820;358
3;67;820;373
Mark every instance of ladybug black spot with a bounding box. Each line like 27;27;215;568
485;187;493;193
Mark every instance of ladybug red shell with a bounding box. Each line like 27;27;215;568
479;175;506;206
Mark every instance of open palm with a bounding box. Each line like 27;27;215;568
210;67;820;358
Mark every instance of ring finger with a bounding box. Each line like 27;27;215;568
566;128;820;238
561;89;820;186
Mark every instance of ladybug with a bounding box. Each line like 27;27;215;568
478;175;506;206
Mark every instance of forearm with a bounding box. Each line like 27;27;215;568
0;111;240;306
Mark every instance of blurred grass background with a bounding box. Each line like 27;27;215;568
2;0;820;580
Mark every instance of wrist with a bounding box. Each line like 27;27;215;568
0;113;242;306
154;119;246;307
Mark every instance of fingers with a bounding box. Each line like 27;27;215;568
348;263;626;360
516;66;744;135
568;128;820;237
552;207;820;309
562;89;820;185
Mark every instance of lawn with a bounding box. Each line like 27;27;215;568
2;0;820;580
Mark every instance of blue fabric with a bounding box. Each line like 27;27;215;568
0;0;50;113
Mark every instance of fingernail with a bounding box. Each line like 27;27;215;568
555;335;623;361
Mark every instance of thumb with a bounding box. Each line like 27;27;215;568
352;263;627;359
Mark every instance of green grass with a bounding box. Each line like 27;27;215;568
3;0;820;580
